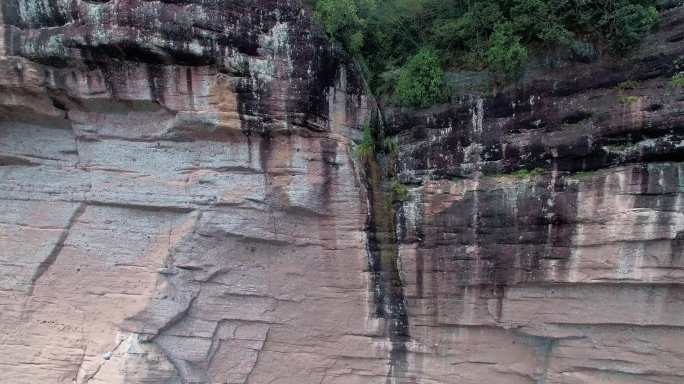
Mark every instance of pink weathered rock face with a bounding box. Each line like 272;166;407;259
1;1;683;383
1;1;378;383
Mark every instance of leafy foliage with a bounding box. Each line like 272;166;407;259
672;72;684;88
618;95;640;105
313;0;660;106
616;80;641;91
486;23;528;78
616;79;642;106
313;0;364;56
604;4;659;53
354;122;375;163
390;178;411;202
383;136;399;155
395;49;446;107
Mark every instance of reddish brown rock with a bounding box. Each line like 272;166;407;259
1;1;380;383
387;6;684;384
1;1;684;383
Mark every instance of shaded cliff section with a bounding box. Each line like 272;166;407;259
0;0;362;135
359;110;411;383
378;5;684;384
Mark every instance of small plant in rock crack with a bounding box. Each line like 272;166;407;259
383;136;399;156
616;79;640;91
509;167;545;179
354;122;375;163
618;95;640;105
615;79;641;105
672;72;684;88
390;178;410;203
231;60;250;77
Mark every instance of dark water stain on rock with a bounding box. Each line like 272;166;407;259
410;169;581;327
363;153;410;381
320;137;338;208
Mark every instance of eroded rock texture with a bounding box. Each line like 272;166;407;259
0;1;382;383
1;1;684;383
389;6;684;384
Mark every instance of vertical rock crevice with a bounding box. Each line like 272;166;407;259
360;111;410;382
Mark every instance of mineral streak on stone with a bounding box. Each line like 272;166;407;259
0;1;383;383
361;123;410;383
1;1;684;384
387;6;684;384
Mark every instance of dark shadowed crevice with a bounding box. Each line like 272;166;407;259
361;112;410;382
27;202;87;296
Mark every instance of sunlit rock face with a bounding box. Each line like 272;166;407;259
1;1;684;383
0;1;382;383
389;6;684;384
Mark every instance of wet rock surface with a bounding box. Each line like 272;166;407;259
389;6;684;384
1;1;683;383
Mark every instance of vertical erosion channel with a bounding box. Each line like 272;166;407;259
362;115;409;383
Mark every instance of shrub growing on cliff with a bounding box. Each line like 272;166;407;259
511;0;568;43
395;49;447;107
605;4;658;54
383;136;399;155
354;122;375;163
390;178;411;202
672;72;684;88
486;23;528;79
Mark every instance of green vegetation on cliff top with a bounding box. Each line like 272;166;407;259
312;0;662;107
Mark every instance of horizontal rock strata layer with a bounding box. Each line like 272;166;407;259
389;6;684;384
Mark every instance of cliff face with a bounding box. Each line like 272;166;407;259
389;6;684;383
0;1;379;383
0;1;683;384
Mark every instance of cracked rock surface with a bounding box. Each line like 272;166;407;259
1;1;684;384
1;1;379;383
389;6;684;384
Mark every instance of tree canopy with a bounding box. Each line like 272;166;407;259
313;0;661;107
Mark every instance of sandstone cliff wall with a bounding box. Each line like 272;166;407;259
0;1;683;383
0;1;383;383
387;6;684;383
